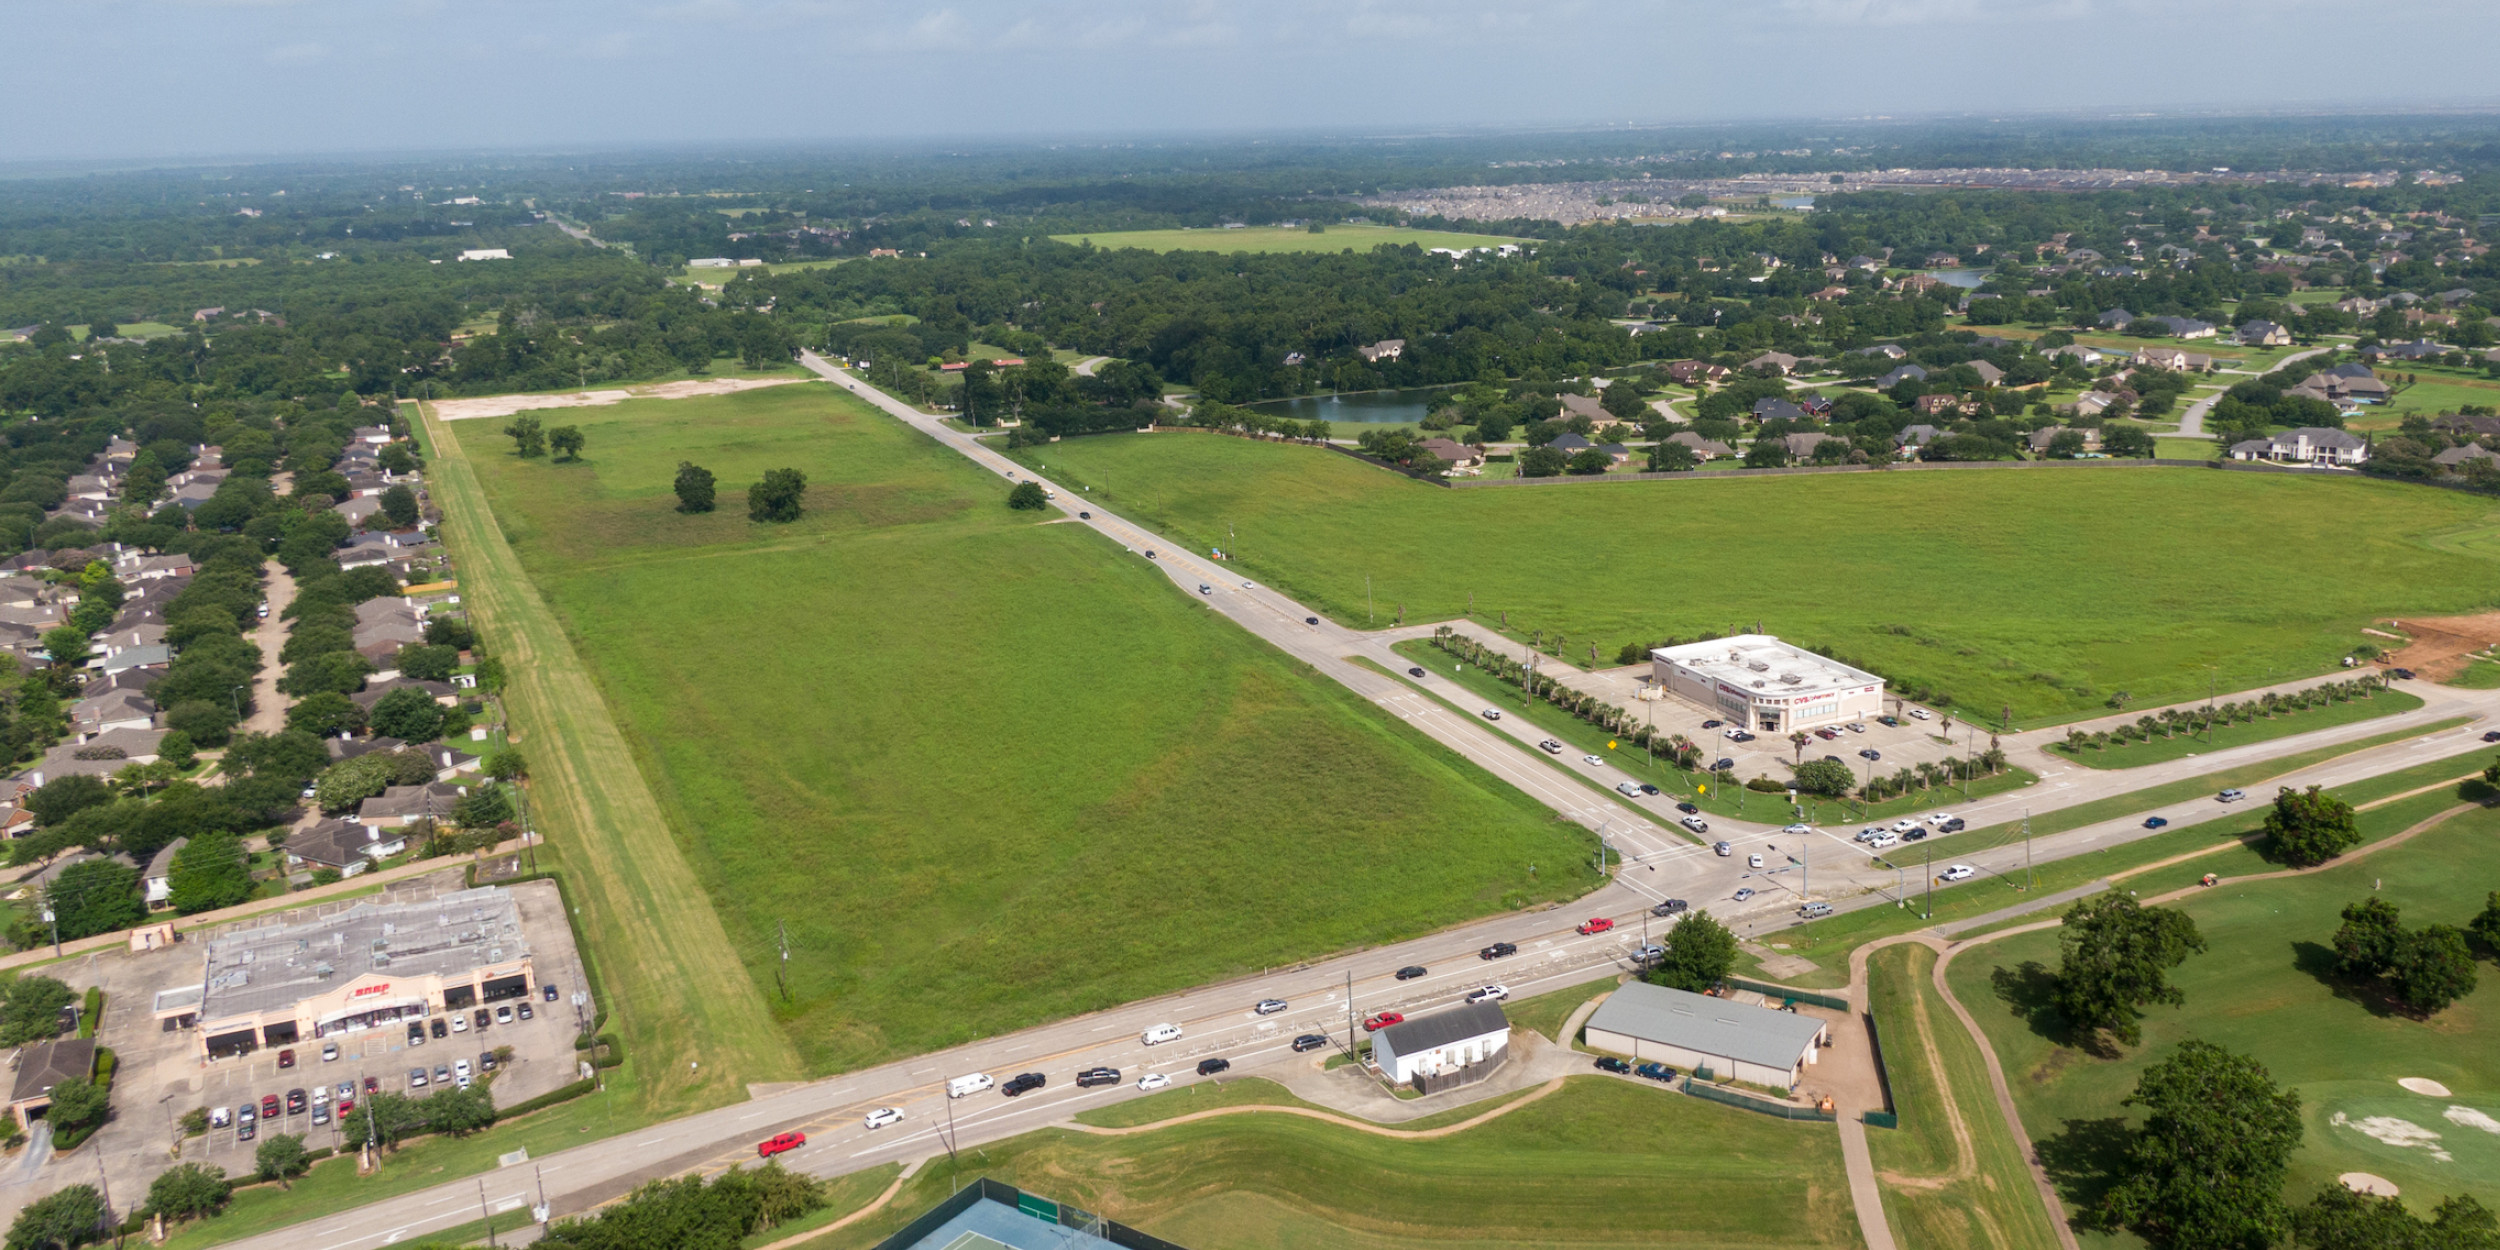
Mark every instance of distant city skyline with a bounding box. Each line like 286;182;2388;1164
11;0;2500;162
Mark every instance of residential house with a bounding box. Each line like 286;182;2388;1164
69;690;156;741
2141;315;2218;339
2132;346;2212;372
2431;414;2500;438
2364;339;2449;362
25;727;167;786
284;819;407;878
1912;393;1967;416
98;645;172;676
2238;320;2291;347
1894;424;1942;451
354;783;464;828
2436;287;2478;306
1852;344;1907;360
1545;432;1594;453
1666;360;1730;384
1750;398;1810;423
2062;391;2120;418
2228;427;2370;466
1874;364;1928;390
1665;432;1734;460
2044;343;2106;365
1416;438;1484;471
352;425;393;446
2027;426;2099;455
349;676;458;713
334;496;384;527
144;837;188;911
2433;444;2500;473
1556;393;1609;424
9;1038;97;1130
1966;360;2005;386
1796;394;1833;418
2097;308;2136;328
1356;339;1405;363
1783;432;1838;460
1744;351;1800;376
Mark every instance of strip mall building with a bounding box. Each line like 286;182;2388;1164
158;887;537;1060
1650;635;1886;734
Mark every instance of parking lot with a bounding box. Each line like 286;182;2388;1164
0;869;593;1225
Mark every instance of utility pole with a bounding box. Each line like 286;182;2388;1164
941;1087;960;1165
480;1179;498;1248
534;1165;550;1228
2023;810;2035;891
95;1148;118;1249
1923;846;1933;920
1366;575;1374;624
775;921;792;1003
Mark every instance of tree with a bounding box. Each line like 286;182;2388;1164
314;752;399;813
1791;758;1855;797
2293;1186;2500;1250
1517;446;1568;477
483;748;527;781
1742;438;1790;469
1599;381;1648;421
168;832;254;915
2471;891;2500;954
1007;481;1047;510
673;462;715;513
424;1082;498;1137
503;415;546;458
2103;424;2156;458
2265;785;2361;866
748;468;806;523
39;625;90;672
453;784;512;828
368;687;446;743
2391;925;2479;1016
286;690;366;738
1648;440;1699;472
1647;909;1738;993
377;484;420;529
45;1077;107;1141
0;977;75;1045
393;643;459;683
1564;448;1613;475
5;1183;105;1250
26;775;112;828
2052;893;2206;1047
2100;1040;2301;1250
548;426;585;461
48;859;143;940
159;730;198;772
254;1133;311;1187
144;1163;231;1224
2331;897;2405;978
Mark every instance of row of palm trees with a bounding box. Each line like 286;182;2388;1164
2058;676;2388;754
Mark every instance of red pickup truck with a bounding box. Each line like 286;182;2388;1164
1577;917;1615;935
757;1131;806;1159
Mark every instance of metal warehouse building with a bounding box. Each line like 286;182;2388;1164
1650;635;1884;734
162;887;537;1060
1583;982;1829;1090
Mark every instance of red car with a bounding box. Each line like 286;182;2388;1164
277;1048;295;1069
1577;917;1615;935
259;1095;280;1120
757;1131;806;1159
1363;1012;1405;1031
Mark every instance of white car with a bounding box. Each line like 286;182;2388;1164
1681;815;1710;834
1616;782;1643;798
1892;819;1921;834
454;1059;472;1080
1868;832;1900;849
1940;864;1976;882
1845;722;1867;733
1909;708;1933;720
863;1107;904;1130
1635;945;1664;963
209;1106;231;1128
1582;754;1605;766
450;1014;468;1033
1467;985;1510;1004
1254;998;1288;1015
1481;708;1502;721
1722;727;1745;740
1137;1072;1171;1091
1781;823;1812;835
1241;581;1255;589
1747;853;1765;868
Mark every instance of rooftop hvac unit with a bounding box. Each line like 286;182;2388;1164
1747;660;1770;672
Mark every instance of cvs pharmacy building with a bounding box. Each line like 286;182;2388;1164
1651;635;1885;734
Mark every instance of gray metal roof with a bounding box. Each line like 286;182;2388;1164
197;886;528;1024
1375;1001;1508;1056
1585;981;1825;1070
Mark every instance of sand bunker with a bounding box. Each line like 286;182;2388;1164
2445;1106;2500;1135
2333;1111;2454;1161
2339;1173;2400;1196
2401;1078;2455;1097
427;376;806;421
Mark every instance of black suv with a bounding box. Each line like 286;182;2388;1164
1075;1067;1121;1088
1395;965;1428;981
1197;1057;1231;1076
406;1022;425;1046
1001;1072;1047;1097
429;1018;447;1039
1651;899;1689;916
1480;941;1517;960
1594;1057;1632;1074
1291;1033;1328;1053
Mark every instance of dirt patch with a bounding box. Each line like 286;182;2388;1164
427;376;806;421
2384;613;2500;681
2401;1077;2454;1097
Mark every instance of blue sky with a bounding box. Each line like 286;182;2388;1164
10;0;2500;160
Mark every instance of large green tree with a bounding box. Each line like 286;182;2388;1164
2331;897;2405;978
368;687;446;743
2391;925;2479;1016
673;461;715;513
44;1077;107;1141
1646;909;1737;993
376;484;420;529
48;859;143;941
0;977;75;1046
2052;893;2206;1047
2292;1186;2500;1249
168;832;254;915
143;1163;231;1224
254;1133;310;1187
503;415;546;458
748;468;806;523
2099;1040;2302;1250
548;426;585;461
5;1183;105;1250
2265;785;2360;866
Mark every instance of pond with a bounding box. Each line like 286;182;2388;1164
1919;268;1987;290
1247;386;1462;426
1770;195;1817;210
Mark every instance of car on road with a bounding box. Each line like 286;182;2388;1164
1635;944;1664;963
1137;1073;1171;1091
1639;783;1660;795
1254;998;1288;1015
1939;865;1976;882
1909;708;1933;720
407;1067;428;1089
1635;1062;1676;1082
1078;511;1091;519
1652;899;1688;916
1145;550;1156;559
2218;788;2247;802
947;1073;996;1098
1748;853;1765;868
1141;1024;1183;1046
1858;748;1882;761
1481;709;1502;720
1394;965;1427;981
1197;1058;1231;1076
1467;985;1510;1004
1711;757;1736;772
1799;902;1834;919
1732;888;1755;902
1577;917;1615;935
1681;815;1710;834
1616;782;1644;797
1781;823;1812;835
1868;832;1899;849
1712;841;1732;856
1701;719;1723;729
286;1088;305;1114
1364;1012;1405;1031
1935;817;1966;833
1595;1057;1632;1074
1292;1033;1329;1053
757;1131;806;1158
2393;668;2415;680
1242;581;1254;589
1002;1073;1047;1097
1076;1067;1122;1088
1480;941;1517;960
1198;583;1212;595
2484;730;2500;743
2143;816;2169;829
1582;754;1605;766
544;983;560;1002
321;1042;338;1063
1677;802;1700;814
1539;740;1564;754
863;1107;904;1129
278;1048;295;1070
1305;617;1319;626
1901;827;1928;842
1408;667;1426;678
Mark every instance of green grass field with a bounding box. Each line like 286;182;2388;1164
1003;433;2500;726
2048;688;2422;769
1865;944;2064;1250
451;383;1595;1073
1051;224;1531;255
802;1078;1862;1249
1945;799;2500;1234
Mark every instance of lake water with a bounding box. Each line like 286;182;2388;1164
1770;195;1816;210
1248;387;1458;426
1920;268;1987;290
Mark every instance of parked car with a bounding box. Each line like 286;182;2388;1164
1892;819;1921;834
1467;985;1510;1004
434;1065;450;1085
237;1104;256;1127
210;1106;231;1128
1595;1057;1632;1074
363;1075;380;1094
1291;1033;1329;1053
286;1088;305;1115
1364;1012;1405;1031
757;1131;806;1159
1635;1061;1676;1082
2392;668;2415;680
1254;998;1288;1015
863;1107;904;1129
1876;715;1900;727
479;1050;497;1072
1001;1073;1047;1097
1940;865;1976;882
2218;788;2247;802
495;1005;513;1025
1651;899;1688;916
1481;708;1502;720
311;1084;328;1105
1480;941;1517;960
312;1104;332;1126
407;1068;429;1089
259;1094;281;1118
518;1002;534;1021
1711;757;1736;772
1539;740;1564;754
321;1042;338;1063
473;1008;491;1030
1856;827;1883;843
2143;816;2169;829
543;983;560;1002
1197;1058;1231;1076
1858;748;1881;761
407;1023;425;1046
278;1049;296;1070
1868;832;1899;849
1732;731;1756;742
1846;721;1867;733
1701;719;1723;729
1681;815;1710;833
1137;1073;1171;1091
237;1118;255;1142
448;1014;466;1035
1576;917;1615;935
337;1081;355;1102
1733;888;1756;902
1394;965;1427;981
1076;1067;1121;1088
1909;708;1933;720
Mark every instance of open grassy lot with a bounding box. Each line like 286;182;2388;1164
1051;224;1531;255
1945;796;2500;1233
1865;944;2064;1250
802;1078;1863;1250
1005;433;2500;726
2048;687;2422;769
452;383;1593;1074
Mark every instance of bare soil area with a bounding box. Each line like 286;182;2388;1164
429;376;805;421
2384;612;2500;680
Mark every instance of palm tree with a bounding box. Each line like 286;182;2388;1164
1790;731;1812;763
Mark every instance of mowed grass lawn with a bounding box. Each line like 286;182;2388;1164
803;1078;1862;1250
454;384;1593;1072
1005;434;2500;725
1050;224;1530;255
1945;798;2500;1233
